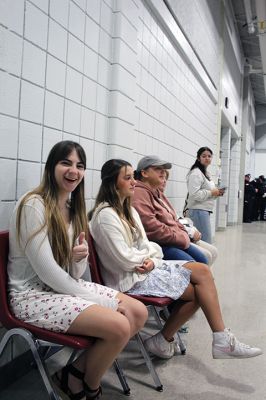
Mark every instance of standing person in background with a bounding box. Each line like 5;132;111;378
243;174;256;223
250;175;266;221
132;156;208;264
258;175;266;221
8;141;147;400
160;169;217;267
186;147;225;244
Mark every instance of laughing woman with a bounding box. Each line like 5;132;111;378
89;159;262;361
8;142;147;400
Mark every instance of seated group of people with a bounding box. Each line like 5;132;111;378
7;141;262;400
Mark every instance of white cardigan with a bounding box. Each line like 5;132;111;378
89;203;163;292
187;168;216;212
8;195;118;310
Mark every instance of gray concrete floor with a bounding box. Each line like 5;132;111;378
1;222;266;400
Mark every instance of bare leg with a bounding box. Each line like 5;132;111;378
161;284;199;340
185;262;225;332
161;262;225;340
65;294;147;393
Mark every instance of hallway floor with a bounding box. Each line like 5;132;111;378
1;222;266;400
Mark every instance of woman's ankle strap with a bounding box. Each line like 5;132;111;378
64;364;85;381
83;382;102;399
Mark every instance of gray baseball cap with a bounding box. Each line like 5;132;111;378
136;155;172;172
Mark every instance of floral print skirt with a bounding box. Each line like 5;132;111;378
127;260;191;299
9;278;118;333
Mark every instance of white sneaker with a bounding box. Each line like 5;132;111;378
173;339;181;355
212;328;262;359
145;332;174;359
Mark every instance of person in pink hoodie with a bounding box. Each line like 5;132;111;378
132;156;208;264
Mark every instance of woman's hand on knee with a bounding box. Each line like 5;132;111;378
116;294;148;333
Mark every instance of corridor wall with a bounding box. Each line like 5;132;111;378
0;0;245;232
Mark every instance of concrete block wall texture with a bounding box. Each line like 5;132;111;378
228;139;241;223
167;0;222;88
241;77;255;178
255;152;266;177
0;0;247;231
255;106;266;171
222;24;244;138
218;127;231;229
248;105;256;176
0;0;113;224
134;0;220;214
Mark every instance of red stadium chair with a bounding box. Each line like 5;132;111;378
0;231;130;399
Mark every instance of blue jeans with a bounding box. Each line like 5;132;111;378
162;243;208;264
188;209;212;244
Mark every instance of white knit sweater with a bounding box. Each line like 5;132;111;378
8;195;118;310
89;203;163;292
187;168;216;211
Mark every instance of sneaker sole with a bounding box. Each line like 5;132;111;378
145;344;174;359
213;351;262;359
145;349;174;359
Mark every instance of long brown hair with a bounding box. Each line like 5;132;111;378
17;140;88;270
88;159;136;231
189;146;213;180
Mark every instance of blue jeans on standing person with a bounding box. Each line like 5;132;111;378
188;209;212;244
162;243;208;264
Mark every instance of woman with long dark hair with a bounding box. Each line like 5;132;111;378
8;141;147;400
186;147;225;243
89;159;261;361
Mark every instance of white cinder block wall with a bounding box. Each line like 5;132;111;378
134;0;221;216
0;0;249;235
255;105;266;177
0;0;114;227
218;127;231;228
218;8;246;226
245;96;256;177
255;152;266;177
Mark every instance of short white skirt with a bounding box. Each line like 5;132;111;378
9;278;118;333
127;260;191;299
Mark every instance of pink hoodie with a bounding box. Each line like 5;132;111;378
132;181;190;249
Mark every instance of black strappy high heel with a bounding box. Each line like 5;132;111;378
55;364;86;400
83;381;102;400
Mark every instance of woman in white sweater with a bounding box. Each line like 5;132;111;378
186;147;225;243
160;169;217;267
8;141;147;400
89;159;261;361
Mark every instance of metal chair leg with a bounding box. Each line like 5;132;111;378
113;359;130;395
0;328;60;400
0;329;132;397
135;333;163;392
150;306;164;329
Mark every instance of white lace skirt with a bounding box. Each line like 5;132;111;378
127;260;191;299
